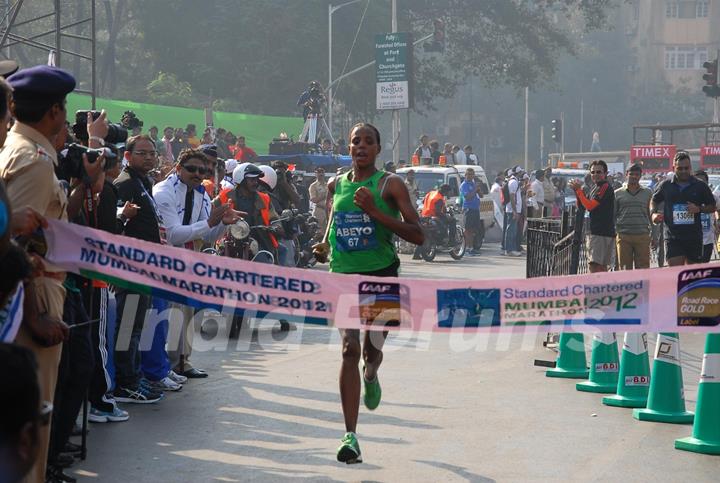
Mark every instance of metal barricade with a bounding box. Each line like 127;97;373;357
526;217;564;278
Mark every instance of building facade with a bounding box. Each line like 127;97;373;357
626;0;720;93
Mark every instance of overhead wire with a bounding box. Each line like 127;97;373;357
333;0;372;100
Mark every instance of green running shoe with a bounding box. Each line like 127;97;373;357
336;432;362;464
363;366;381;411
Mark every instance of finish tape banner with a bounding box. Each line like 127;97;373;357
45;220;720;333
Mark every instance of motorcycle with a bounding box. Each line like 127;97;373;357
418;205;466;261
210;213;295;335
216;209;299;263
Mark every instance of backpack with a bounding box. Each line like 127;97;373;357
501;180;511;205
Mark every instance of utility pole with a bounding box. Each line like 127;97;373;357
392;0;400;165
328;3;333;136
715;49;720;123
579;98;584;152
469;78;473;147
328;0;364;137
560;111;565;160
524;86;529;172
540;125;544;168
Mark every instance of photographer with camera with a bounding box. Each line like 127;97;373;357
297;81;326;121
0;65;76;483
64;110;136;430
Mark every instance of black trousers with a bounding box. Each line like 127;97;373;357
49;283;95;460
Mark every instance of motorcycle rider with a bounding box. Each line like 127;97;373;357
216;162;281;257
270;161;302;266
421;183;456;244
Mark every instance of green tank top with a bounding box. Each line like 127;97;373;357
329;170;400;273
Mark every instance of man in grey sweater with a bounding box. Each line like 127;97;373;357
614;163;652;269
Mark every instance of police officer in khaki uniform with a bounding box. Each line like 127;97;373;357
0;65;76;483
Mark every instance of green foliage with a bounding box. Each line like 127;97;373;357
119;0;614;117
146;72;197;107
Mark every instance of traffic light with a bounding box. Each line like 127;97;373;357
424;19;445;53
551;119;562;143
702;59;720;97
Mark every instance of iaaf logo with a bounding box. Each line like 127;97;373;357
359;283;395;293
381;83;405;95
680;269;713;281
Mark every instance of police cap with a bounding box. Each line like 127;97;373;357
8;65;76;106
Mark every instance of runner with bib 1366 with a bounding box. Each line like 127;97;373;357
312;123;424;464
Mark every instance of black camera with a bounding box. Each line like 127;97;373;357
72;110;128;145
121;110;143;131
57;143;116;181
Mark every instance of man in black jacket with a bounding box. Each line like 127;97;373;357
112;135;164;404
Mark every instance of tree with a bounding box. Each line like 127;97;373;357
146;72;197;107
122;0;613;118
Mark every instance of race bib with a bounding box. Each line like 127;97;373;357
672;203;693;225
334;211;378;252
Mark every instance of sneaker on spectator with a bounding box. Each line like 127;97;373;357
114;385;163;404
139;378;167;395
89;406;130;423
168;370;188;384
146;376;183;392
510;251;523;257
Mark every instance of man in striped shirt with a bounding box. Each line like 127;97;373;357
614;163;652;270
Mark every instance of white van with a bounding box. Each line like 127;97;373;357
396;165;494;224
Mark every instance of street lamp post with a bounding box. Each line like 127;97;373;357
328;0;364;137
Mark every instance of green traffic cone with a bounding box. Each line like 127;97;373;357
546;332;588;379
675;334;720;455
603;333;650;408
634;333;693;424
577;333;619;393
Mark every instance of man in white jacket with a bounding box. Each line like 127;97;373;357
153;149;242;380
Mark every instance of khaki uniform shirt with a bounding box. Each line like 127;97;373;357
0;122;68;272
309;180;328;213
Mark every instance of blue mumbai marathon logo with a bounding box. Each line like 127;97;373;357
436;288;501;328
677;268;720;327
358;282;410;327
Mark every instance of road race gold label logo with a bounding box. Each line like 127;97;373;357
677;268;720;326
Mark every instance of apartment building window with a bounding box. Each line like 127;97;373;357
665;46;708;69
696;0;709;17
667;1;710;18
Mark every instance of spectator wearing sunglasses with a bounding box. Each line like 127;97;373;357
153;148;242;249
151;149;242;382
570;159;615;272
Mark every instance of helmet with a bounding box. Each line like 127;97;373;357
233;162;264;184
224;159;238;173
258;165;277;190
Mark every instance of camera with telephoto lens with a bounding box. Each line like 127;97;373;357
57;143;116;181
72;110;128;144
